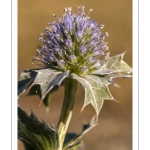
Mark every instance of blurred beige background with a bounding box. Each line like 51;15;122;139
18;0;132;150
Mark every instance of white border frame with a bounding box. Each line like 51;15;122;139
139;0;150;150
133;0;139;149
9;0;143;149
12;0;18;149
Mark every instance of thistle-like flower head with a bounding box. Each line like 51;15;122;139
18;6;132;150
33;6;109;75
19;6;132;116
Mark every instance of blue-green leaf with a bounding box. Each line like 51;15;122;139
18;68;69;101
18;70;37;97
18;106;59;150
31;69;69;100
70;53;132;116
71;73;114;116
91;53;132;81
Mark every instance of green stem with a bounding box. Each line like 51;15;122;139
57;78;78;150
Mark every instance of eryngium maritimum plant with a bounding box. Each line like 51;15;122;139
33;6;108;75
18;6;132;150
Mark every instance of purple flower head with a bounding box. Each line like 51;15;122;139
33;6;109;75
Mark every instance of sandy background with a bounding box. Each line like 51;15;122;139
18;0;132;150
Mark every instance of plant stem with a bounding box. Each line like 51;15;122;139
57;78;78;150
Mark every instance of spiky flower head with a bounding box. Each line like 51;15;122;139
19;5;132;116
33;6;109;75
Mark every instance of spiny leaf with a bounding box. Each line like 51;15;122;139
91;53;132;81
30;68;69;100
18;68;69;102
63;116;97;150
71;53;132;115
18;70;37;97
71;73;114;116
18;106;59;150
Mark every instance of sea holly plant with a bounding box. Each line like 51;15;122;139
18;6;132;150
